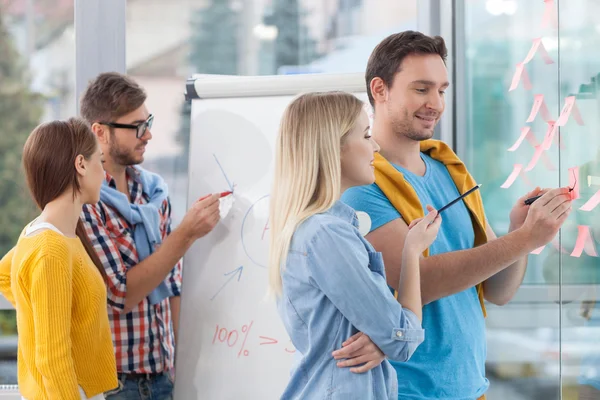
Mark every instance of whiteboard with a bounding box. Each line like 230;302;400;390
175;73;367;400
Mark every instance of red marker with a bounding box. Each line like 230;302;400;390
198;191;233;202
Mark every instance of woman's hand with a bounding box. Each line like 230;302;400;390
404;205;441;255
332;332;385;374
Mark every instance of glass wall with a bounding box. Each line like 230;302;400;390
0;0;75;386
458;1;600;398
556;2;600;399
125;0;418;226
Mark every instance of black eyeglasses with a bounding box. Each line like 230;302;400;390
100;114;154;139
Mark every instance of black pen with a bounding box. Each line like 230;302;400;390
524;187;574;205
523;195;542;205
438;184;482;214
525;170;578;205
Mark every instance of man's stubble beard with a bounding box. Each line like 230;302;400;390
390;109;435;142
109;142;143;166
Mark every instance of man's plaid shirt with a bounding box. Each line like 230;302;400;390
82;167;182;373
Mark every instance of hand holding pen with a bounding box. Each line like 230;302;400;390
178;192;231;240
524;169;577;205
198;191;233;202
519;187;572;248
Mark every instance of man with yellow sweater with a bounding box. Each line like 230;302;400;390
341;31;572;400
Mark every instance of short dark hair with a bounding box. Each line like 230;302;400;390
365;30;447;106
80;72;147;123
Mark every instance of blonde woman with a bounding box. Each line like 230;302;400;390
0;118;117;399
268;92;441;399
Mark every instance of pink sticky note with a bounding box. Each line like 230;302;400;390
508;127;533;151
531;245;545;255
524;146;545;172
569;166;580;200
501;164;523;189
509;63;533;92
556;96;585;126
541;121;557;150
581;190;600;212
523;38;555;65
521;65;532;90
526;94;552;123
541;0;558;29
571;225;598;258
522;39;541;64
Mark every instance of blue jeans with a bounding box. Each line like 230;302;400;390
105;372;174;400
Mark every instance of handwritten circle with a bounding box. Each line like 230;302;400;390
241;195;270;268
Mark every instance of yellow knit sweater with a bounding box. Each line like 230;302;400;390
0;229;117;399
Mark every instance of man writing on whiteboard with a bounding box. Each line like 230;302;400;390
341;31;572;399
79;72;220;399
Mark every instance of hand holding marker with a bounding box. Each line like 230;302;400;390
523;170;577;205
198;191;234;220
199;191;233;202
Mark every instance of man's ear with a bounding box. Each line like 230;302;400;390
74;154;87;177
369;77;388;104
91;122;109;145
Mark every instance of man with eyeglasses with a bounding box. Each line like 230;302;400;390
79;72;220;399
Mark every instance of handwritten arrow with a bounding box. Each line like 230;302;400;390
210;266;244;301
259;336;278;345
213;153;234;192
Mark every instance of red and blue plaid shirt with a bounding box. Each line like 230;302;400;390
82;167;182;374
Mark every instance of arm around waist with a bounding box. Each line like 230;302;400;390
301;219;424;361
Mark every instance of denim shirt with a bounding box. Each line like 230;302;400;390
277;201;424;400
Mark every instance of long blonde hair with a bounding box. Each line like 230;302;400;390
268;91;364;295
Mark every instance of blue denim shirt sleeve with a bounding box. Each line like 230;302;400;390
305;220;424;362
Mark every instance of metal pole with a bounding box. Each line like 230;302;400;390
74;0;126;114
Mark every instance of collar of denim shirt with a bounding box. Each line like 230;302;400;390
328;200;359;229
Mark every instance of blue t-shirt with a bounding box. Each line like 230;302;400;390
341;153;489;400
